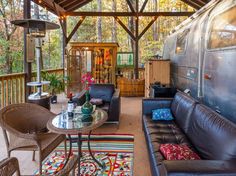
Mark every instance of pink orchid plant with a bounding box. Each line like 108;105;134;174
81;73;95;91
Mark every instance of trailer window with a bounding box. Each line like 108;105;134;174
175;29;189;54
208;6;236;49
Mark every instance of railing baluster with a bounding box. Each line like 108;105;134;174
20;76;23;103
10;78;13;105
16;77;19;103
1;78;5;108
6;79;9;106
14;77;16;104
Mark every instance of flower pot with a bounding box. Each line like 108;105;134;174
50;95;57;104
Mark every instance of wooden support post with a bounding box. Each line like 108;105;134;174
61;19;67;68
66;0;93;11
66;16;86;44
52;1;67;39
23;0;31;101
134;0;139;79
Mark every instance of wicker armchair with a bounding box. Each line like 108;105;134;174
0;157;20;176
0;103;67;175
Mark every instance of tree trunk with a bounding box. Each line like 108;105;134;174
97;0;102;42
152;0;158;41
5;43;12;74
112;0;117;42
3;20;13;74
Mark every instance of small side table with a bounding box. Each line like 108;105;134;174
47;108;108;176
150;84;176;98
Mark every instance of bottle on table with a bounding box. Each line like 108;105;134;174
67;93;74;118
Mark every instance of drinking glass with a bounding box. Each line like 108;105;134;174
61;105;67;122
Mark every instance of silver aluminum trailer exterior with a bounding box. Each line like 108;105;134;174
163;0;236;123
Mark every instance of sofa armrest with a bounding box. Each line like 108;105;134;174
72;90;86;106
159;160;236;176
142;98;173;115
109;89;120;122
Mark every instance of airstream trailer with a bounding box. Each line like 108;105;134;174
163;0;236;123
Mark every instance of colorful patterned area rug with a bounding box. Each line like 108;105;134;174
34;134;134;176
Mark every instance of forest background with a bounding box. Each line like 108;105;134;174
0;0;193;75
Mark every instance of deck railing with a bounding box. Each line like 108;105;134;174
0;68;64;108
0;73;26;108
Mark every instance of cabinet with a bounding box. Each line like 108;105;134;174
145;60;170;97
66;42;118;94
117;78;144;97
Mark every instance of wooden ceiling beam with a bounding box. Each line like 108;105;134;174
180;0;202;10
61;0;78;9
54;0;67;5
66;11;194;17
32;0;66;15
65;0;93;12
195;0;208;5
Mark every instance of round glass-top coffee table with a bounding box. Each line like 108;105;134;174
47;108;108;176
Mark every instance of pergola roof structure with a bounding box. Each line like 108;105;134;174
32;0;210;15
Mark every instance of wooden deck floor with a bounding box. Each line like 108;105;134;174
0;96;151;176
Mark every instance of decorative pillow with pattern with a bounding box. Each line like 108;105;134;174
152;108;174;121
90;98;103;105
160;144;201;160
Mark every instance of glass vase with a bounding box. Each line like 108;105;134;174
81;91;93;115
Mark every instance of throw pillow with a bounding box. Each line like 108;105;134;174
152;108;174;121
90;98;103;105
160;144;201;160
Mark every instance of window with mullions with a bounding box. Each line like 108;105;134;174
208;6;236;49
175;29;190;54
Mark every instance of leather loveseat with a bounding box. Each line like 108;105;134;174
142;91;236;176
73;84;120;124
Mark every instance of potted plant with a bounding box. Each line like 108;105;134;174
42;72;68;104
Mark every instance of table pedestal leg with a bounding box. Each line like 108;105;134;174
77;133;82;176
88;130;105;169
61;135;72;170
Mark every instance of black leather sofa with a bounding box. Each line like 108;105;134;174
142;91;236;176
73;84;120;123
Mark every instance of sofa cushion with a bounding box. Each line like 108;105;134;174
187;104;236;160
90;98;103;105
160;144;201;160
171;92;197;133
152;108;174;121
90;84;115;102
